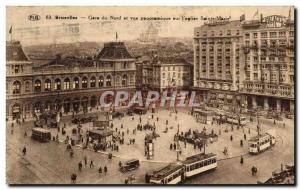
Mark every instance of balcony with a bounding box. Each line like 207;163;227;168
240;82;294;99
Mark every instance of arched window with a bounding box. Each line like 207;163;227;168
44;79;51;91
90;76;96;88
115;76;120;86
34;79;41;92
13;81;21;94
73;77;80;89
54;78;61;90
122;75;128;86
64;78;70;90
82;77;88;88
106;75;111;87
25;81;30;92
99;76;104;87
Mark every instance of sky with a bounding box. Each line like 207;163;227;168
6;6;294;45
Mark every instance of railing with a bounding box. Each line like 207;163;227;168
240;82;294;98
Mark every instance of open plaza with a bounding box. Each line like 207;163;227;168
6;106;294;184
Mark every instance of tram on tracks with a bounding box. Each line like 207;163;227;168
248;133;276;154
149;153;217;184
182;153;217;178
149;163;184;184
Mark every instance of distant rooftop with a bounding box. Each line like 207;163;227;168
6;41;30;62
95;42;134;60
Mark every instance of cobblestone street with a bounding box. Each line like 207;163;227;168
6;108;294;184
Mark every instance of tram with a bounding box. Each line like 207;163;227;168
182;153;217;178
31;127;51;142
248;133;276;154
149;153;217;184
149;163;184;184
227;115;247;126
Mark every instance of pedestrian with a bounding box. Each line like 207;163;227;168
84;156;87;166
24;131;27;138
173;143;176;150
98;166;102;175
273;119;276;125
90;160;94;168
119;161;122;168
166;120;168;125
22;146;26;156
71;173;77;184
240;140;243;147
104;165;107;175
170;143;173;150
230;135;233;141
78;161;83;171
244;133;247;140
248;128;251;134
157;117;159;122
70;150;74;158
121;124;123;129
184;141;187;148
283;123;286;128
240;156;244;164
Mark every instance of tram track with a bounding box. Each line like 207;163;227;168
7;139;65;184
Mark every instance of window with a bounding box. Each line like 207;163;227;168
227;30;231;36
25;81;30;92
122;75;127;86
236;30;240;35
44;79;51;91
289;31;294;37
54;78;61;90
253;33;257;38
73;77;80;89
123;62;127;69
106;75;111;87
279;31;286;37
13;81;21;94
99;76;104;87
14;65;20;73
90;76;96;88
82;77;88;88
245;33;250;39
270;32;277;38
261;32;267;38
64;78;70;90
34;79;41;92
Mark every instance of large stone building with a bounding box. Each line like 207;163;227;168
6;41;136;120
193;13;294;113
151;57;192;92
193;20;244;109
240;15;294;113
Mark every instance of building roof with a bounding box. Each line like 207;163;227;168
6;41;30;62
95;42;134;60
195;20;242;31
37;55;94;68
